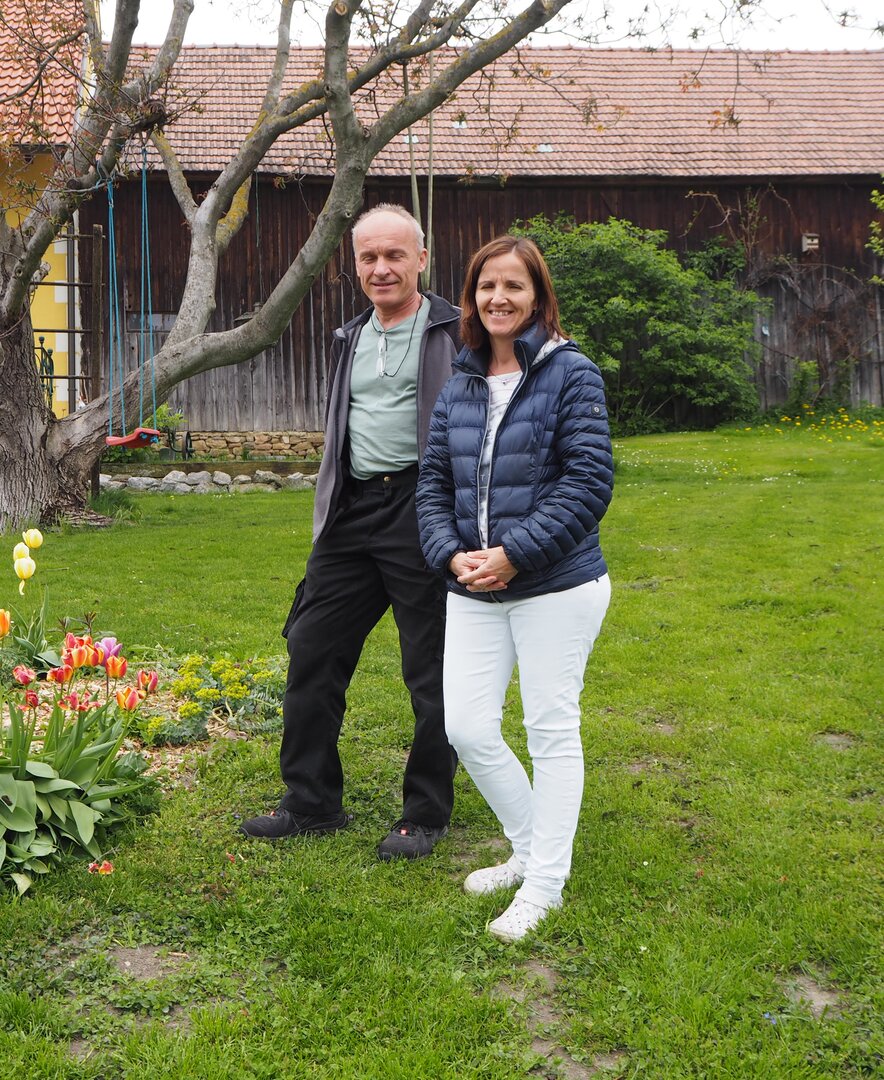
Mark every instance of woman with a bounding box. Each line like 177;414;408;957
416;236;613;942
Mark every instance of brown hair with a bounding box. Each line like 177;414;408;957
459;235;564;350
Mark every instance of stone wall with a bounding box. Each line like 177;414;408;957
188;431;324;459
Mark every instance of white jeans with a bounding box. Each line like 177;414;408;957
444;576;611;907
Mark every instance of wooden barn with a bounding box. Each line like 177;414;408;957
76;45;884;439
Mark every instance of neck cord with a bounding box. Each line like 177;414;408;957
371;306;421;378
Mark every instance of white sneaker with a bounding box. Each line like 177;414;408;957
487;897;559;943
463;856;525;896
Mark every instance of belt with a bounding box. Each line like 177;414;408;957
346;464;419;492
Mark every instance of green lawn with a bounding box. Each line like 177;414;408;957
1;426;881;1078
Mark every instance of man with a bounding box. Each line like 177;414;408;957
241;204;459;860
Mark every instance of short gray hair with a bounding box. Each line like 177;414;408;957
352;203;425;250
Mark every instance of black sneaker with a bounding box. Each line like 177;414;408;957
239;807;352;839
377;819;448;861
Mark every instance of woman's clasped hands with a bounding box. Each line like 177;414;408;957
448;547;517;593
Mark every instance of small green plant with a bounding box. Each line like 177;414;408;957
89;486;141;522
144;654;285;746
149;402;185;435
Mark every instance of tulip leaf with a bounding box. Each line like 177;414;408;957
13;780;37;819
10;872;32;895
26;838;55;858
47;794;70;822
35;794;51;822
0;838;6;869
0;802;36;832
33;777;79;793
68;800;97;847
67;758;100;787
24;761;59;779
0;771;18;805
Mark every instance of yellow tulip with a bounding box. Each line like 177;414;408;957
22;529;43;549
14;556;36;595
12;542;29;561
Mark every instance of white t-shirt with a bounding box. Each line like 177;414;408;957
477;370;522;547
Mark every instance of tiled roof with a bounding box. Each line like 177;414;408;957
150;45;884;179
0;0;84;145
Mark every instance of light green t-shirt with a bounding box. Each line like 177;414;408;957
348;297;431;480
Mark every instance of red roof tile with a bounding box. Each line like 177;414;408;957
0;0;84;145
149;44;884;179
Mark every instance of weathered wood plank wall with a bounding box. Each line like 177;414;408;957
78;175;883;430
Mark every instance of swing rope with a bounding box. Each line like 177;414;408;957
139;144;157;427
104;149;160;448
106;172;126;436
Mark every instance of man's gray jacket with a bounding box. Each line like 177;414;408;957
312;292;461;541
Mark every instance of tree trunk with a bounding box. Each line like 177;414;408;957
0;311;96;531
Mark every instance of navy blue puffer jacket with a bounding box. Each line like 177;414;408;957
416;322;613;601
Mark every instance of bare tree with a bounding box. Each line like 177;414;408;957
0;0;600;528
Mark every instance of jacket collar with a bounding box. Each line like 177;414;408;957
335;291;460;340
454;321;567;376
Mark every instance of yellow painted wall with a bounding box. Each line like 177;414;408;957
2;154;75;417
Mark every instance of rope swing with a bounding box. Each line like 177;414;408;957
105;146;161;448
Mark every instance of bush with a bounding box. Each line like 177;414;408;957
513;215;761;433
139;654;285;746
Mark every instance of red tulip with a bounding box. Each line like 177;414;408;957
67;644;90;669
115;686;141;711
12;665;36;686
24;689;38;708
137;669;159;695
47;664;74;684
105;655;128;679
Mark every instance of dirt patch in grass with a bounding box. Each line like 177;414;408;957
493;960;627;1078
814;731;856;751
779;972;844;1020
107;946;191;980
654;722;677;736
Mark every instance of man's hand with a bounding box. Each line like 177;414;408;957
450;547;517;593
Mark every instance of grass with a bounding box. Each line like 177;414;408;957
1;425;881;1078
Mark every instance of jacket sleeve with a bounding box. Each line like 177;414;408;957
500;359;613;574
416;387;463;575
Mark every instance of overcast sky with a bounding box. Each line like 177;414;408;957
102;0;883;50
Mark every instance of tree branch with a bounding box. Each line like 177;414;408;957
364;0;575;158
152;129;197;222
261;0;296;113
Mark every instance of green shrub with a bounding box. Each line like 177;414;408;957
140;654;285;746
513;215;761;433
